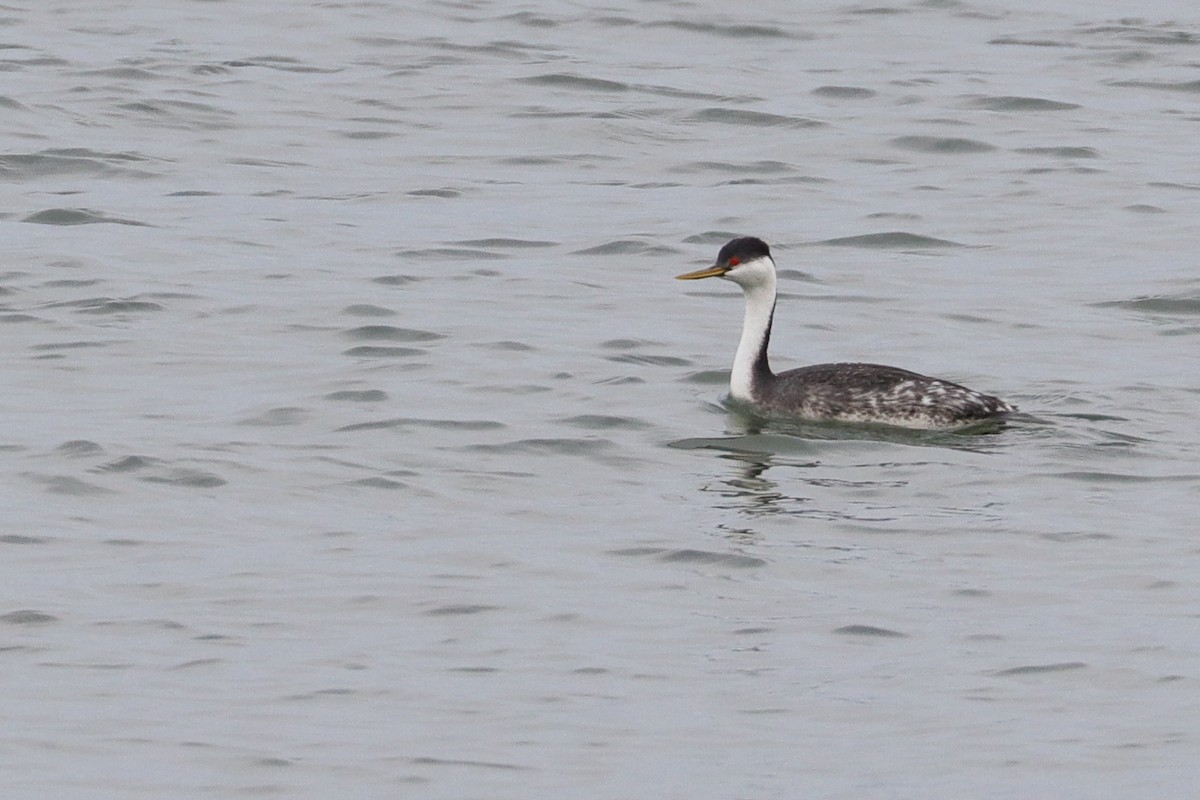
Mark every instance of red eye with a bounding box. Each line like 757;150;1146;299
729;257;740;266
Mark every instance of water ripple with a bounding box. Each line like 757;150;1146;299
833;624;908;638
341;346;426;358
140;468;226;488
645;20;796;40
689;108;825;128
1;610;58;625
1094;295;1200;316
891;136;997;153
336;417;505;432
1016;146;1099;158
23;208;151;226
342;325;445;343
325;390;388;402
341;304;395;317
812;85;877;99
966;95;1081;111
572;240;680;256
520;73;629;93
0;148;159;180
994;662;1087;676
815;232;965;249
608;547;767;568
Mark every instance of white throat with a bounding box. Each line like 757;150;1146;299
727;258;777;402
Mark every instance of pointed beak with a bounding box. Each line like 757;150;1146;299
675;264;728;280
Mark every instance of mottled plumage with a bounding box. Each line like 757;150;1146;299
677;237;1014;431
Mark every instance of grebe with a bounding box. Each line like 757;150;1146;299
676;236;1014;430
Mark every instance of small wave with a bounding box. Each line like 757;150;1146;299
463;437;613;455
670;160;799;175
423;604;500;616
557;414;650;430
341;304;395;317
336;417;504;432
891;135;997;154
572;240;679;256
325;389;389;402
371;274;425;286
117;99;236;130
1094;295;1200;316
237;407;308;427
500;11;558;28
1016;146;1099;159
227;157;306;168
78;66;159;80
520;73;628;92
25;473;116;495
341;345;426;358
683;231;746;245
30;340;109;352
140;468;226;488
601;338;657;349
680;369;730;385
0;610;58;625
666;434;819;456
73;298;166;314
645;20;794;39
348;476;410;490
994;662;1087;676
219;56;342;74
988;36;1075;48
23;208;151;226
453;238;557;249
689;107;825;128
816;231;964;249
608;547;767;568
1147;181;1200;192
342;325;445;343
607;353;692;367
0;535;51;545
56;440;105;457
658;548;767;568
968;95;1080;111
833;624;907;638
476;340;535;352
0;149;159;180
1112;79;1200;93
339;130;398;141
1054;470;1199;484
409;755;528;771
95;455;162;473
812;85;877;99
407;188;461;198
394;247;507;260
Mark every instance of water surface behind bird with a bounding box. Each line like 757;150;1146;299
3;1;1199;797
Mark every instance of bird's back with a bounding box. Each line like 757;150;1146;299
756;362;1014;429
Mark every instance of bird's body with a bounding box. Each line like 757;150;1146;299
677;236;1014;431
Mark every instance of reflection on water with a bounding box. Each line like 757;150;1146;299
669;410;1016;525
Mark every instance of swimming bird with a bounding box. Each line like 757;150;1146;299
676;236;1014;430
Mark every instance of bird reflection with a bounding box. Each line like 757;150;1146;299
707;450;793;513
670;403;1009;524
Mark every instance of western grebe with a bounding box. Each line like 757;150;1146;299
676;236;1014;430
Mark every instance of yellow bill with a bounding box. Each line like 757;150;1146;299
675;265;729;280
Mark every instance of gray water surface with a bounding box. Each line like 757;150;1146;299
4;1;1200;797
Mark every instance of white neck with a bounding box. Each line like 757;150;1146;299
728;263;776;402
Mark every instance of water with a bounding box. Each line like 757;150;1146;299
3;1;1199;797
